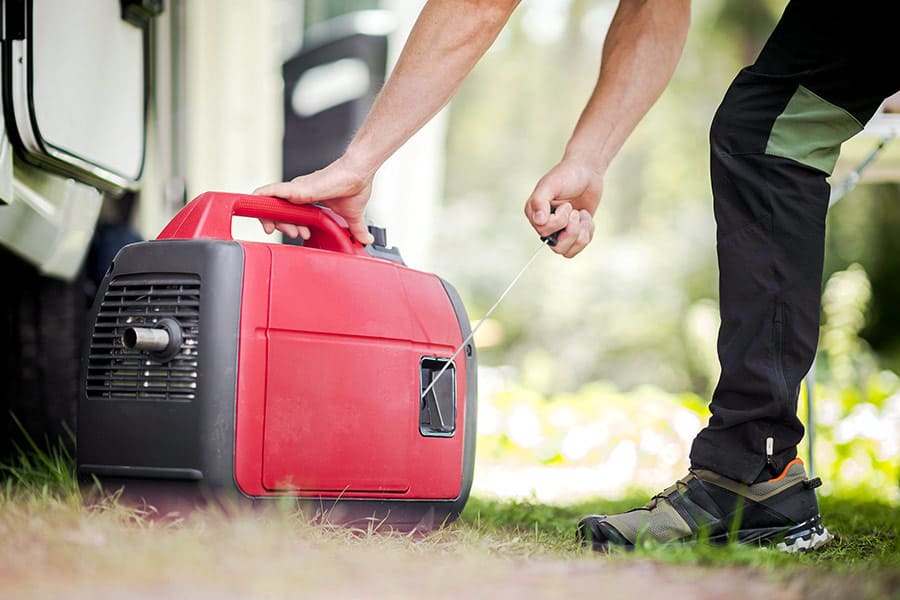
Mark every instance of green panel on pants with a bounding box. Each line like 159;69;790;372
765;85;863;175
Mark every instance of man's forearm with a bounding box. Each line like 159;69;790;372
565;0;690;173
345;0;520;177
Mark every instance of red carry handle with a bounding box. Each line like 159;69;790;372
157;191;365;255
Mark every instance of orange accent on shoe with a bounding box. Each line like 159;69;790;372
767;457;804;482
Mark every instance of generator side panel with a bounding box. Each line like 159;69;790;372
78;240;244;488
249;245;468;501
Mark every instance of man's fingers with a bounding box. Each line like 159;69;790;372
277;223;300;239
550;209;580;256
565;211;595;258
256;166;354;204
254;181;311;204
527;193;575;240
541;202;573;238
348;219;375;246
552;209;595;259
526;191;553;226
254;181;287;198
260;219;275;235
275;223;315;240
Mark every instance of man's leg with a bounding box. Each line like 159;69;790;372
580;0;900;550
690;0;900;485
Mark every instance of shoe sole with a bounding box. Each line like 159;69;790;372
704;515;834;552
721;515;832;552
581;515;834;553
772;520;834;553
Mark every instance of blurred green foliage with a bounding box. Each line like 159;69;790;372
827;182;900;370
808;264;899;498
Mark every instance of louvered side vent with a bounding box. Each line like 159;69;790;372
86;274;201;402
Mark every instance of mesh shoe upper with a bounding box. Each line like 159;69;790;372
578;458;829;551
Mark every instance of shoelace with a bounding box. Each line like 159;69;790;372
644;471;697;510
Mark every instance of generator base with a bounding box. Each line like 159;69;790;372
80;475;463;532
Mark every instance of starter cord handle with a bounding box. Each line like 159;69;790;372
158;192;365;255
540;205;563;246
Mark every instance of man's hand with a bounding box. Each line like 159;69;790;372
524;0;688;258
524;159;601;258
254;156;375;245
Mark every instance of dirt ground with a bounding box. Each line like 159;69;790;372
1;508;896;600
2;555;892;600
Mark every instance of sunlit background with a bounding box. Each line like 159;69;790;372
141;0;900;503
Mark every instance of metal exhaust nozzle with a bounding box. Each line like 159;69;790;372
122;327;171;352
121;318;184;362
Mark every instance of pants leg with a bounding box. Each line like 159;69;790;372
690;0;900;484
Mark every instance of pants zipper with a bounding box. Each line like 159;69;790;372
770;302;789;469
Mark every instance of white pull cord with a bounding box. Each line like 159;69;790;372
421;238;552;401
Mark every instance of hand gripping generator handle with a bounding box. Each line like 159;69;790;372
78;192;477;529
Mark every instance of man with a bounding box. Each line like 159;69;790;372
256;0;900;551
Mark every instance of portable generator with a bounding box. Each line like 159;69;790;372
77;192;476;528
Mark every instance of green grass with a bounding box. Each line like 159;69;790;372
459;494;900;568
2;441;899;599
0;418;81;504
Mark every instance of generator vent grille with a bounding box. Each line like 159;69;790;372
85;274;201;402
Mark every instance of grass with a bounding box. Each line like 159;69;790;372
1;440;899;599
460;494;900;569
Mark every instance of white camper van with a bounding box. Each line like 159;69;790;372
0;0;172;454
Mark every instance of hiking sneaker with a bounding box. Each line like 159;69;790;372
578;458;833;553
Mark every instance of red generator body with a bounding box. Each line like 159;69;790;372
77;192;476;528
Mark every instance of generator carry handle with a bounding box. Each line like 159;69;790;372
158;192;365;254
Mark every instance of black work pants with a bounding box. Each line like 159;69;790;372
689;0;900;484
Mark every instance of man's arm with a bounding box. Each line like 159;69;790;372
526;0;690;257
256;0;521;244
